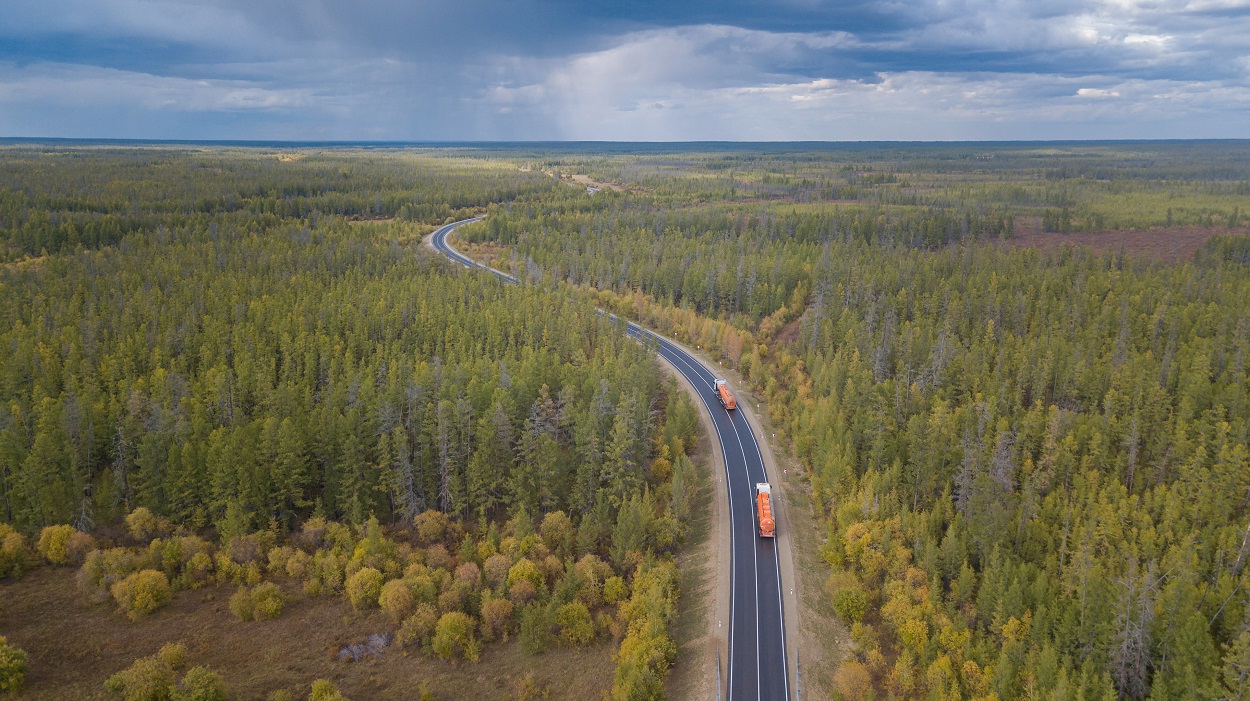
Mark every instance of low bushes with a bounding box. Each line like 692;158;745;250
831;586;869;623
104;642;225;701
0;636;28;695
0;524;30;579
345;567;384;611
379;579;415;622
111;569;172;621
36;525;78;565
309;679;351;701
229;582;285;621
610;561;680;701
431;611;481;662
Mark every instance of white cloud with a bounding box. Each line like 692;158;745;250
0;62;314;112
2;0;1247;139
1184;0;1250;9
477;26;1250;139
1077;87;1121;97
1124;33;1172;45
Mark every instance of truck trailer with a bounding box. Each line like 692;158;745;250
756;482;775;538
713;378;737;410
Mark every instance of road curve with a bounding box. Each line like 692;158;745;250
430;218;791;700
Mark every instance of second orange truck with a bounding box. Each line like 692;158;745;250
756;482;775;538
713;378;737;410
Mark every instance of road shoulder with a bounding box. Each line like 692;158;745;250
658;357;730;701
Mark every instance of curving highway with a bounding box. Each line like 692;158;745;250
431;217;791;700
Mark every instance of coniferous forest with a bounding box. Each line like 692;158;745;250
0;147;693;700
2;141;1250;701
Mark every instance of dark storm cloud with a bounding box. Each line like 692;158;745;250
0;0;1247;139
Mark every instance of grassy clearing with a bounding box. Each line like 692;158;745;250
0;567;614;701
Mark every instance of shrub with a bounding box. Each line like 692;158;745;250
232;583;284;621
397;604;439;648
431;611;481;662
0;636;29;694
309;679;350;701
321;522;355;555
104;644;224;701
172;666;227;701
157;643;187;669
832;587;869;623
104;644;184;701
514;673;552;701
282;549;310;580
293;517;329;552
555;602;595;647
380;579;415;622
267;546;298;576
480;597;514;642
211;552;237;584
833;660;873;701
65;530;97;565
0;525;30;579
350;517;399;577
345;567;384;611
36;524;78;564
106;655;176;701
229;587;256;621
79;548;141;602
111;569;172;621
226;532;275;566
252;582;284;620
182;552;214;589
125;507;161;542
304;549;347;595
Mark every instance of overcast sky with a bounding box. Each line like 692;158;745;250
1;0;1248;140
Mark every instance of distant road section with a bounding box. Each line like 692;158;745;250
429;217;791;701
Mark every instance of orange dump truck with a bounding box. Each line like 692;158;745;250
756;483;775;538
713;378;737;410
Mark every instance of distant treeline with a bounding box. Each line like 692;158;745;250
0;148;557;258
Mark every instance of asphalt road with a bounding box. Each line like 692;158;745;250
431;218;790;700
